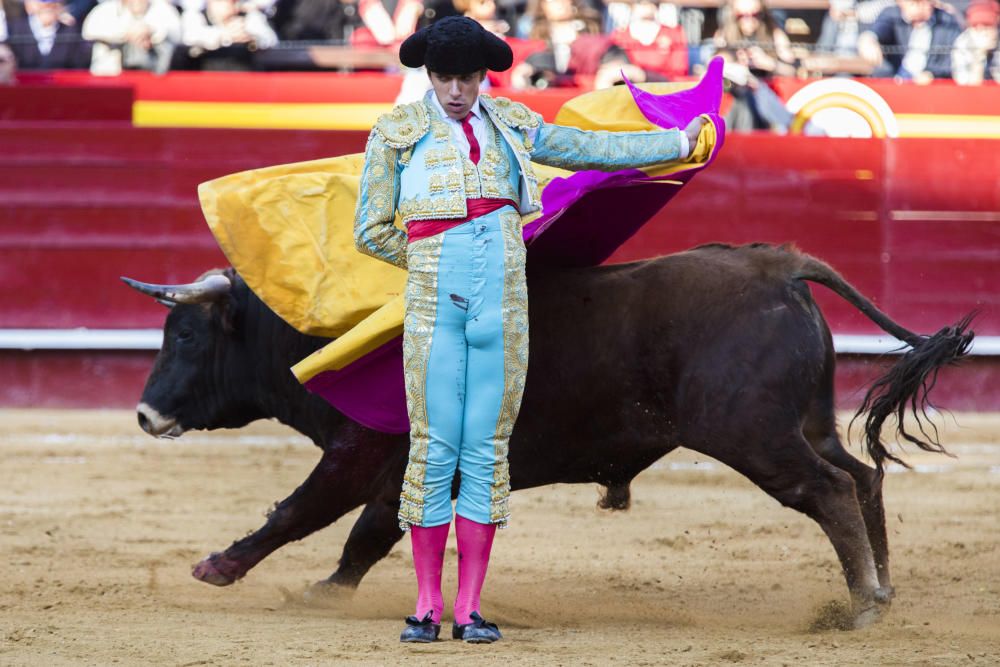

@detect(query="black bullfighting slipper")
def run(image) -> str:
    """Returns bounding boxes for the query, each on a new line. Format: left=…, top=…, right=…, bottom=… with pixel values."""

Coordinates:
left=452, top=611, right=502, bottom=643
left=399, top=610, right=440, bottom=643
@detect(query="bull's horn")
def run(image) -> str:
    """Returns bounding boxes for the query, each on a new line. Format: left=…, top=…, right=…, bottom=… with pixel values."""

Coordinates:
left=120, top=274, right=232, bottom=304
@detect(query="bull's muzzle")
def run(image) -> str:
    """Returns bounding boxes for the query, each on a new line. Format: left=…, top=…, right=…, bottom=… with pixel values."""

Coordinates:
left=137, top=402, right=184, bottom=438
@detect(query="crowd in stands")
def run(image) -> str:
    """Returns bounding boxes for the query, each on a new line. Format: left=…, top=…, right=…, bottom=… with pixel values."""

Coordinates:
left=1, top=0, right=997, bottom=87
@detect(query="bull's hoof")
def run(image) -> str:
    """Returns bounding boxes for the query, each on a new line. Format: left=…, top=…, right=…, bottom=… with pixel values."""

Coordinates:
left=191, top=552, right=245, bottom=586
left=303, top=578, right=356, bottom=606
left=851, top=603, right=883, bottom=630
left=597, top=482, right=631, bottom=511
left=874, top=586, right=895, bottom=603
left=852, top=590, right=893, bottom=630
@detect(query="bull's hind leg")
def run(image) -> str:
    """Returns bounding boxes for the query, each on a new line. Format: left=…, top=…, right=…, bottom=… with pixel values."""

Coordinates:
left=807, top=432, right=892, bottom=595
left=803, top=400, right=893, bottom=594
left=706, top=431, right=888, bottom=628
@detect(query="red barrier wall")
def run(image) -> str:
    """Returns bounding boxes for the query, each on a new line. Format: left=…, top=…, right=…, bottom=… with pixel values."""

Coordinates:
left=1, top=125, right=997, bottom=409
left=3, top=127, right=996, bottom=334
left=0, top=84, right=133, bottom=122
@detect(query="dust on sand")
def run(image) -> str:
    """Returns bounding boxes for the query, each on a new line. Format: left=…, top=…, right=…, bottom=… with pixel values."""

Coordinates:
left=1, top=410, right=998, bottom=666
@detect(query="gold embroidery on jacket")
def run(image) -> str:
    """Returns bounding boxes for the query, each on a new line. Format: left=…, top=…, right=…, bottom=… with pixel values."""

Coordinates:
left=481, top=95, right=542, bottom=131
left=425, top=147, right=457, bottom=169
left=399, top=193, right=467, bottom=223
left=431, top=116, right=452, bottom=142
left=354, top=131, right=406, bottom=269
left=373, top=102, right=430, bottom=149
left=484, top=106, right=541, bottom=212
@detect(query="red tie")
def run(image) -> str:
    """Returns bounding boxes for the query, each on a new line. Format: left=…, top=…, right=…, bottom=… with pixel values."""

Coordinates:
left=461, top=114, right=480, bottom=165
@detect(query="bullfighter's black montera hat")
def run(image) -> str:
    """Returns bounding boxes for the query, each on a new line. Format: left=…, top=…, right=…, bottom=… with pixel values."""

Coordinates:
left=399, top=16, right=514, bottom=74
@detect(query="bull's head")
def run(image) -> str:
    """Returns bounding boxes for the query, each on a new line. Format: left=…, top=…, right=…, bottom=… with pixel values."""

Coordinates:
left=122, top=270, right=266, bottom=438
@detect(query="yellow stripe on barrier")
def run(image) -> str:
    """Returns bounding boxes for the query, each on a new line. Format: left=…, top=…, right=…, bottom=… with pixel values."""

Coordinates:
left=133, top=100, right=1000, bottom=138
left=895, top=114, right=1000, bottom=139
left=133, top=101, right=395, bottom=130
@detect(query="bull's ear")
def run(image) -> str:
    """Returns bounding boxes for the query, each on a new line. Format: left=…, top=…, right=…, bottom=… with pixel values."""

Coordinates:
left=218, top=294, right=238, bottom=336
left=215, top=269, right=241, bottom=336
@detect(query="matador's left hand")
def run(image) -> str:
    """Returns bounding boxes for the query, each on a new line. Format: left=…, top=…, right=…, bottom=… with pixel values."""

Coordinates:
left=683, top=117, right=708, bottom=157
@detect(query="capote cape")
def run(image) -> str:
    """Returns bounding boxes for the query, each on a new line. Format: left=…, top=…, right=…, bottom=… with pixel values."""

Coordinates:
left=197, top=58, right=727, bottom=433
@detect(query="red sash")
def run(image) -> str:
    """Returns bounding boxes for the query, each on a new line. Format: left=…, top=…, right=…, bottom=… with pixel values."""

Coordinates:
left=407, top=198, right=518, bottom=243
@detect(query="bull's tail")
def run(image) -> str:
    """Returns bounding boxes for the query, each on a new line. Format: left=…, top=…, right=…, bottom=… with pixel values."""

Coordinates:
left=792, top=255, right=975, bottom=474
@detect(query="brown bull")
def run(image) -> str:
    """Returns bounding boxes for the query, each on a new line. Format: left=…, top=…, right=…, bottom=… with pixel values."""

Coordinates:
left=124, top=243, right=973, bottom=629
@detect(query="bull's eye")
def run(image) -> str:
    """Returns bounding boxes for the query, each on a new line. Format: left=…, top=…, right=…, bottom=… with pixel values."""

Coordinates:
left=176, top=329, right=194, bottom=342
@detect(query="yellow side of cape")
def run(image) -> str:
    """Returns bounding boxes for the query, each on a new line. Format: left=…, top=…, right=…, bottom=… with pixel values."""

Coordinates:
left=197, top=80, right=716, bottom=385
left=199, top=153, right=407, bottom=339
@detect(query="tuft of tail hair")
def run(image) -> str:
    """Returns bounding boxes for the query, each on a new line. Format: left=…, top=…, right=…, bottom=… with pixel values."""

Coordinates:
left=852, top=313, right=976, bottom=474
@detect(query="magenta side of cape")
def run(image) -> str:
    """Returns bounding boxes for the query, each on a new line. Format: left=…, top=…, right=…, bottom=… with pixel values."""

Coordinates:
left=303, top=58, right=727, bottom=434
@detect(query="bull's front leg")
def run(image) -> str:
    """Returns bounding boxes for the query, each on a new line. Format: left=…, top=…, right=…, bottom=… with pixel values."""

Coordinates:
left=305, top=474, right=406, bottom=600
left=192, top=440, right=400, bottom=586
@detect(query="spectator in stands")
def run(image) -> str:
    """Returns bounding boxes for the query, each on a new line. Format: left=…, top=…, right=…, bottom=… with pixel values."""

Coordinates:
left=66, top=1, right=98, bottom=27
left=82, top=0, right=181, bottom=75
left=816, top=0, right=861, bottom=56
left=713, top=0, right=795, bottom=77
left=455, top=0, right=510, bottom=35
left=179, top=0, right=279, bottom=16
left=273, top=0, right=364, bottom=42
left=179, top=0, right=277, bottom=70
left=855, top=0, right=895, bottom=28
left=858, top=0, right=963, bottom=81
left=0, top=42, right=16, bottom=82
left=351, top=0, right=425, bottom=46
left=711, top=0, right=796, bottom=131
left=5, top=0, right=92, bottom=69
left=952, top=0, right=999, bottom=83
left=609, top=0, right=688, bottom=80
left=509, top=0, right=601, bottom=87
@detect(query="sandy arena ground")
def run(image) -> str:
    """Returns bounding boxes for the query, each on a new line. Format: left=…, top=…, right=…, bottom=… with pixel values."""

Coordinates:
left=1, top=409, right=998, bottom=666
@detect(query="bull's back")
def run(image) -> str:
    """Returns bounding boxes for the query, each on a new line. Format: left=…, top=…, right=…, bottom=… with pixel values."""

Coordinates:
left=525, top=243, right=820, bottom=358
left=513, top=244, right=831, bottom=480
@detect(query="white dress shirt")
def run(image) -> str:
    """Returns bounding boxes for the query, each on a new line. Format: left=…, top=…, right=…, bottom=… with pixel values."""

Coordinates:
left=428, top=92, right=489, bottom=158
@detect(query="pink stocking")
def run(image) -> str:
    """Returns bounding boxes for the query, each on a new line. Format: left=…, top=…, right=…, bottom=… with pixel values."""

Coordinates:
left=410, top=523, right=450, bottom=623
left=453, top=514, right=497, bottom=625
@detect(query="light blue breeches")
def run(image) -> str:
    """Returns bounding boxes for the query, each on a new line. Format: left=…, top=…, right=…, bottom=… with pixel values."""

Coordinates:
left=397, top=206, right=529, bottom=530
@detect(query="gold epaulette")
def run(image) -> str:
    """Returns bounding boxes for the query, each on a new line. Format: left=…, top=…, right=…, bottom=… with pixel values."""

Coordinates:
left=373, top=101, right=431, bottom=149
left=481, top=95, right=542, bottom=131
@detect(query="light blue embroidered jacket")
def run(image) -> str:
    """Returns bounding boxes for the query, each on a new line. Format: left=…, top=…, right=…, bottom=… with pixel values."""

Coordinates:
left=354, top=91, right=685, bottom=269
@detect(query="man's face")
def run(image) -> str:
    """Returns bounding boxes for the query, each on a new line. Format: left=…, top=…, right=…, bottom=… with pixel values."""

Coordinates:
left=207, top=0, right=239, bottom=23
left=542, top=0, right=575, bottom=23
left=899, top=0, right=933, bottom=24
left=429, top=70, right=485, bottom=121
left=631, top=0, right=658, bottom=23
left=125, top=0, right=151, bottom=16
left=26, top=0, right=65, bottom=28
left=732, top=0, right=764, bottom=35
left=468, top=0, right=497, bottom=21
